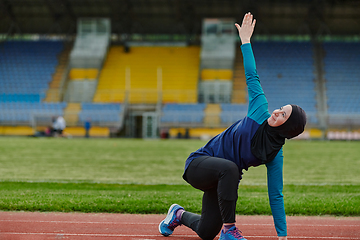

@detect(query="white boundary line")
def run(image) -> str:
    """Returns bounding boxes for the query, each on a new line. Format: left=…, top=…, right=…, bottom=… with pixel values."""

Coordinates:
left=0, top=232, right=359, bottom=239
left=0, top=219, right=359, bottom=227
left=0, top=179, right=359, bottom=186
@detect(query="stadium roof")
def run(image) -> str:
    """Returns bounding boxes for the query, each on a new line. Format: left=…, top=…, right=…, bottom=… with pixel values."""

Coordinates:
left=0, top=0, right=360, bottom=36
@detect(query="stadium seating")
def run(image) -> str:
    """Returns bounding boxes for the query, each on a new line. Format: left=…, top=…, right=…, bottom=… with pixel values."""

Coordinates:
left=161, top=104, right=206, bottom=124
left=0, top=41, right=64, bottom=102
left=251, top=41, right=318, bottom=124
left=220, top=103, right=248, bottom=124
left=0, top=102, right=67, bottom=123
left=0, top=93, right=42, bottom=102
left=78, top=103, right=122, bottom=124
left=2, top=40, right=360, bottom=133
left=94, top=46, right=200, bottom=104
left=0, top=126, right=35, bottom=136
left=323, top=42, right=360, bottom=124
left=63, top=126, right=110, bottom=137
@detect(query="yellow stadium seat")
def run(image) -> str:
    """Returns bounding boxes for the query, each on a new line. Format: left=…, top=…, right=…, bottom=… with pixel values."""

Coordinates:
left=69, top=68, right=99, bottom=80
left=64, top=127, right=109, bottom=137
left=90, top=127, right=110, bottom=137
left=95, top=46, right=200, bottom=103
left=309, top=128, right=323, bottom=138
left=169, top=128, right=226, bottom=138
left=201, top=69, right=233, bottom=80
left=63, top=127, right=85, bottom=137
left=1, top=126, right=34, bottom=136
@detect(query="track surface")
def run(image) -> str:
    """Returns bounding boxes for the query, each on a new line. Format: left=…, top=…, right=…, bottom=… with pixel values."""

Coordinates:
left=0, top=211, right=359, bottom=240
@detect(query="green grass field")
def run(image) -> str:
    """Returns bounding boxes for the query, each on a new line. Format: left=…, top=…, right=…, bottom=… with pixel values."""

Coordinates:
left=0, top=137, right=359, bottom=216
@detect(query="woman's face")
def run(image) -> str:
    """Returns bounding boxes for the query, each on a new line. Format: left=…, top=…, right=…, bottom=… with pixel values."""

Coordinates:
left=267, top=104, right=292, bottom=127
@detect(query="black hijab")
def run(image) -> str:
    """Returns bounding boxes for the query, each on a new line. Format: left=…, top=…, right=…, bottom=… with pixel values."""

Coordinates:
left=251, top=104, right=307, bottom=163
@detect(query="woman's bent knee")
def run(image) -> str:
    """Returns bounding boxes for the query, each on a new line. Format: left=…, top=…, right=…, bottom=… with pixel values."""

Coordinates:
left=198, top=230, right=220, bottom=240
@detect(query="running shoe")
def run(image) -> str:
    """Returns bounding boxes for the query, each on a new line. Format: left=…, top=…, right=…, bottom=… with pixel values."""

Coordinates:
left=158, top=204, right=184, bottom=236
left=219, top=226, right=247, bottom=240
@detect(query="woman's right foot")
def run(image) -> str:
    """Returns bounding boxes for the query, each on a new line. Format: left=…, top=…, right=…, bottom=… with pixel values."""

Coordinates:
left=158, top=204, right=184, bottom=236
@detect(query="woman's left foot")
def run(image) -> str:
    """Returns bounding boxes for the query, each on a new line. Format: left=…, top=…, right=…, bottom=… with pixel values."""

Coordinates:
left=219, top=226, right=247, bottom=240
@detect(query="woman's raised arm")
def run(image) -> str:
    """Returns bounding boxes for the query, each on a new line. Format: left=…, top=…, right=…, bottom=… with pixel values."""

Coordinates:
left=235, top=12, right=256, bottom=45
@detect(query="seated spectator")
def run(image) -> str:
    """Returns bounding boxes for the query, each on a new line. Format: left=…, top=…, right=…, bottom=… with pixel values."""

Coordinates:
left=52, top=116, right=66, bottom=137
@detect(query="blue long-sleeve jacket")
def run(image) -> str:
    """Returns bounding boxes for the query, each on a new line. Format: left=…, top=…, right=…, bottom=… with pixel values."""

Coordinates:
left=184, top=43, right=287, bottom=237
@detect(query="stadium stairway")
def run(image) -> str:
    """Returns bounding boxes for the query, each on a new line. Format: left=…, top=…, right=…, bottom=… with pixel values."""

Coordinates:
left=201, top=69, right=233, bottom=81
left=232, top=47, right=247, bottom=103
left=63, top=103, right=81, bottom=127
left=44, top=43, right=72, bottom=102
left=64, top=67, right=99, bottom=103
left=69, top=68, right=99, bottom=80
left=204, top=104, right=221, bottom=127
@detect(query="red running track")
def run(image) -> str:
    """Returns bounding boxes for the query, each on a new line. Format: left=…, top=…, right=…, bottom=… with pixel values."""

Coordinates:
left=0, top=211, right=359, bottom=240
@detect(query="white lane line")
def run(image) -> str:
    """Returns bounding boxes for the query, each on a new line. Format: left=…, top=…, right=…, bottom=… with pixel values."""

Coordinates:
left=0, top=220, right=155, bottom=225
left=1, top=179, right=357, bottom=186
left=0, top=233, right=199, bottom=238
left=0, top=232, right=359, bottom=239
left=0, top=219, right=359, bottom=227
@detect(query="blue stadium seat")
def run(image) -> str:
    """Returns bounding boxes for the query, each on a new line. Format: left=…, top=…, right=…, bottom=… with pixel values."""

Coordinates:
left=0, top=102, right=67, bottom=123
left=78, top=103, right=122, bottom=124
left=324, top=42, right=360, bottom=117
left=220, top=104, right=248, bottom=124
left=0, top=40, right=64, bottom=103
left=252, top=41, right=318, bottom=124
left=161, top=104, right=206, bottom=124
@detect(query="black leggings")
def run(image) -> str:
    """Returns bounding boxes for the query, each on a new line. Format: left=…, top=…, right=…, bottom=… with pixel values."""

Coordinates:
left=182, top=156, right=240, bottom=240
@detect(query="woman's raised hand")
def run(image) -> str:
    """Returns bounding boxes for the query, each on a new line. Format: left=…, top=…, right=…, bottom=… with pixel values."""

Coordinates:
left=235, top=12, right=256, bottom=44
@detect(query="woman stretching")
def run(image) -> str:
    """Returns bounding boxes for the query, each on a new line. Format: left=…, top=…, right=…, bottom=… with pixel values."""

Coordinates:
left=159, top=12, right=306, bottom=240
